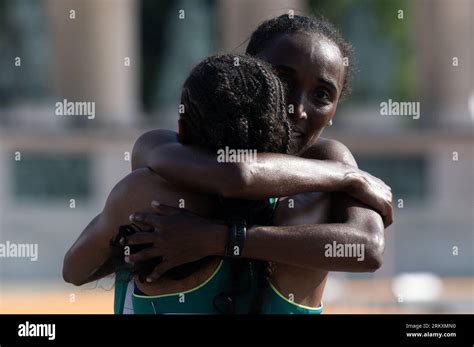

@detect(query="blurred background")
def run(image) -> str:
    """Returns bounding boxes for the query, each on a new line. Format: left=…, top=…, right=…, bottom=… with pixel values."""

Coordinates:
left=0, top=0, right=472, bottom=313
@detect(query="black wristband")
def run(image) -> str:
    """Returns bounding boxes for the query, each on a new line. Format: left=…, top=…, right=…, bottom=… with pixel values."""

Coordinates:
left=224, top=219, right=247, bottom=258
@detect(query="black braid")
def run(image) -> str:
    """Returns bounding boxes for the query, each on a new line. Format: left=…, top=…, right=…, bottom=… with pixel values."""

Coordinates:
left=182, top=55, right=294, bottom=313
left=111, top=54, right=295, bottom=312
left=246, top=14, right=354, bottom=99
left=180, top=54, right=294, bottom=154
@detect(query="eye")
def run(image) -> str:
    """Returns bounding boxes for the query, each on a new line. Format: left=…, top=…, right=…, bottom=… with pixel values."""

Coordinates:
left=314, top=89, right=331, bottom=103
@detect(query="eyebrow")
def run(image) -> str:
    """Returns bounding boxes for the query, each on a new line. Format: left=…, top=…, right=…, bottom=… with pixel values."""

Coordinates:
left=274, top=64, right=339, bottom=95
left=318, top=77, right=338, bottom=95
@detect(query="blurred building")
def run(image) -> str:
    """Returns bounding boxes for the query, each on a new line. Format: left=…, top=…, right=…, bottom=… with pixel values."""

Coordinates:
left=0, top=0, right=472, bottom=313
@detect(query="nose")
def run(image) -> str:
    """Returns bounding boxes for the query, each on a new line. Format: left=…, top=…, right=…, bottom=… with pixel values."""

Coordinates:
left=289, top=95, right=308, bottom=121
left=295, top=104, right=308, bottom=120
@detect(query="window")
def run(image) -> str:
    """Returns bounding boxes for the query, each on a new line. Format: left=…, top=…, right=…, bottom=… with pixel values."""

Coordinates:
left=141, top=0, right=216, bottom=119
left=11, top=153, right=92, bottom=201
left=356, top=155, right=427, bottom=200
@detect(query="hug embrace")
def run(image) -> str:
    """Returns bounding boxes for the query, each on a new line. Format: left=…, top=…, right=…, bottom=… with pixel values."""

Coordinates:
left=63, top=14, right=393, bottom=314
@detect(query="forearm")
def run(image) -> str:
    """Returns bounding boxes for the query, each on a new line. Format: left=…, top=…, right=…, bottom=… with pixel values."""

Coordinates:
left=146, top=142, right=246, bottom=196
left=147, top=142, right=352, bottom=199
left=209, top=220, right=384, bottom=272
left=243, top=223, right=383, bottom=272
left=230, top=155, right=351, bottom=199
left=81, top=257, right=119, bottom=283
left=235, top=194, right=386, bottom=272
left=63, top=214, right=116, bottom=286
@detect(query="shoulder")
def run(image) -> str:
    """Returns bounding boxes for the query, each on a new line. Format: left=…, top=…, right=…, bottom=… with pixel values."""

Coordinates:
left=108, top=168, right=163, bottom=203
left=132, top=129, right=178, bottom=170
left=303, top=137, right=358, bottom=167
left=104, top=168, right=162, bottom=221
left=133, top=129, right=178, bottom=154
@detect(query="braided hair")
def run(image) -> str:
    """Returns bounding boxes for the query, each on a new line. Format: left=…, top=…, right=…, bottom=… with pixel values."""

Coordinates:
left=180, top=54, right=294, bottom=313
left=111, top=54, right=295, bottom=313
left=246, top=14, right=354, bottom=98
left=180, top=54, right=294, bottom=154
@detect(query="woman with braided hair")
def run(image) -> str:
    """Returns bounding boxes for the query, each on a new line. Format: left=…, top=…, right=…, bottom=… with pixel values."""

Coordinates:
left=64, top=53, right=299, bottom=313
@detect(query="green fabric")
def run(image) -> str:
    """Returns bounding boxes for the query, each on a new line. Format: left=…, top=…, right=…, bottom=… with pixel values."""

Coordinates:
left=131, top=259, right=256, bottom=314
left=268, top=197, right=278, bottom=208
left=114, top=267, right=132, bottom=314
left=114, top=197, right=323, bottom=314
left=261, top=282, right=323, bottom=314
left=130, top=259, right=323, bottom=314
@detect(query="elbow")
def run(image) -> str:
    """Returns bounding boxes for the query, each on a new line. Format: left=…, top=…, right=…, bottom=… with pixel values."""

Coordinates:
left=363, top=233, right=385, bottom=272
left=131, top=130, right=155, bottom=171
left=130, top=135, right=144, bottom=171
left=63, top=270, right=85, bottom=287
left=62, top=252, right=85, bottom=286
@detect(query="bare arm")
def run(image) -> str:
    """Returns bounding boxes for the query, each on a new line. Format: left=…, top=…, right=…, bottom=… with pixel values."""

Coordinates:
left=127, top=141, right=389, bottom=276
left=237, top=142, right=386, bottom=272
left=128, top=196, right=385, bottom=276
left=132, top=130, right=392, bottom=225
left=242, top=197, right=385, bottom=272
left=63, top=215, right=115, bottom=286
left=63, top=179, right=131, bottom=286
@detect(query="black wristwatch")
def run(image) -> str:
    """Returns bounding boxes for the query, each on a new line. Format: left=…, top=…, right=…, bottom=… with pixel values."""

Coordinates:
left=224, top=219, right=247, bottom=258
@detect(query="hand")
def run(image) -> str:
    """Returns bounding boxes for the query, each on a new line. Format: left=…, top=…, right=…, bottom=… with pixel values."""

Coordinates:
left=126, top=201, right=226, bottom=282
left=343, top=168, right=393, bottom=228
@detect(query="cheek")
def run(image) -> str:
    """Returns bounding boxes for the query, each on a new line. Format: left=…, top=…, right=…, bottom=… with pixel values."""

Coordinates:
left=301, top=116, right=325, bottom=141
left=306, top=105, right=334, bottom=131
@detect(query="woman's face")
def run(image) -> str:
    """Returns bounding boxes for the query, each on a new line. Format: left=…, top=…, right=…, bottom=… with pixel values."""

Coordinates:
left=255, top=32, right=345, bottom=154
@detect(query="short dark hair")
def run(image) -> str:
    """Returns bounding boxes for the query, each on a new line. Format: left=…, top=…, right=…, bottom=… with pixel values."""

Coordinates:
left=180, top=54, right=294, bottom=154
left=246, top=14, right=354, bottom=98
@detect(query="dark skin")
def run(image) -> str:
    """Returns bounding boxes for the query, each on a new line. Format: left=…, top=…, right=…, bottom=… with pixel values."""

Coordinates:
left=125, top=32, right=391, bottom=305
left=264, top=32, right=344, bottom=155
left=63, top=167, right=225, bottom=294
left=63, top=31, right=392, bottom=307
left=133, top=35, right=392, bottom=223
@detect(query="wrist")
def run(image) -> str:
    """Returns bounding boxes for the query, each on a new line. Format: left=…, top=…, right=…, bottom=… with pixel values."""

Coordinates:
left=209, top=222, right=229, bottom=256
left=341, top=165, right=363, bottom=192
left=224, top=219, right=247, bottom=258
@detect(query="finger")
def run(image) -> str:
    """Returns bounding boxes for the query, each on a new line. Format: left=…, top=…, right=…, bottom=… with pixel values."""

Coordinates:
left=368, top=174, right=390, bottom=191
left=129, top=212, right=161, bottom=227
left=376, top=178, right=388, bottom=188
left=128, top=247, right=161, bottom=263
left=372, top=178, right=389, bottom=192
left=386, top=203, right=394, bottom=227
left=360, top=170, right=384, bottom=186
left=126, top=232, right=158, bottom=245
left=383, top=212, right=393, bottom=228
left=368, top=195, right=389, bottom=223
left=151, top=201, right=183, bottom=216
left=381, top=201, right=393, bottom=228
left=146, top=261, right=172, bottom=283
